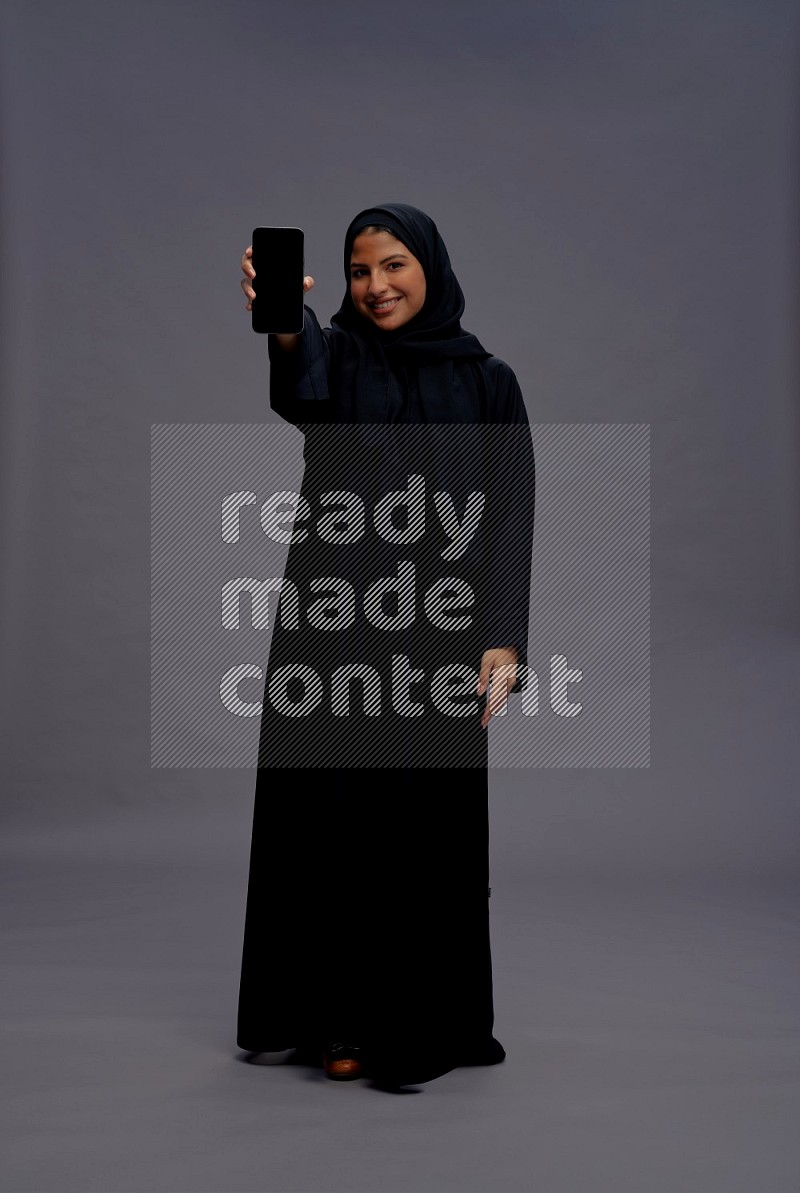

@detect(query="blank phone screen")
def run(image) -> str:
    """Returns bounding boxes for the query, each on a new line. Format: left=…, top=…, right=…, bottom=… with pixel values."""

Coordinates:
left=251, top=226, right=304, bottom=335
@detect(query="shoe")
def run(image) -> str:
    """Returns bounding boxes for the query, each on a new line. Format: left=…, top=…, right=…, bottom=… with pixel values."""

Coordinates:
left=322, top=1041, right=363, bottom=1081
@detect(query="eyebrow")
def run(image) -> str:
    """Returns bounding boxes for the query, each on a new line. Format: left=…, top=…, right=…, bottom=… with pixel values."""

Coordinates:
left=349, top=253, right=409, bottom=269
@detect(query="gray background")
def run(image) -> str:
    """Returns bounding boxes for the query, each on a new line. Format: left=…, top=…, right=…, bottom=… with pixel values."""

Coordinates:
left=1, top=1, right=798, bottom=1191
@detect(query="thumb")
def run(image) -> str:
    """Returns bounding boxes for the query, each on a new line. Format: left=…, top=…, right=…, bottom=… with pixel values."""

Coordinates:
left=476, top=657, right=492, bottom=696
left=303, top=275, right=315, bottom=291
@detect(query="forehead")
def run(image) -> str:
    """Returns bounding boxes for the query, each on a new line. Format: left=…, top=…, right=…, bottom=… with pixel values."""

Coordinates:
left=349, top=229, right=409, bottom=261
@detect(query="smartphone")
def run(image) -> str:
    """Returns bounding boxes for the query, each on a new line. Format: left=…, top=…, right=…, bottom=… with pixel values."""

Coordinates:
left=250, top=226, right=305, bottom=334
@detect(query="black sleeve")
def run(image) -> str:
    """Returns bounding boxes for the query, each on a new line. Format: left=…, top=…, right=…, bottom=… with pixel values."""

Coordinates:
left=482, top=361, right=536, bottom=695
left=267, top=304, right=336, bottom=426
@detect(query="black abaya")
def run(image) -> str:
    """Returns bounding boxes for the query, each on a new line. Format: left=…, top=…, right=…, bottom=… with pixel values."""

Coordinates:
left=236, top=205, right=534, bottom=1086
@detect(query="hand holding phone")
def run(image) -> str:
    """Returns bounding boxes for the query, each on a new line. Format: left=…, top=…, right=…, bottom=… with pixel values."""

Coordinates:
left=246, top=226, right=306, bottom=334
left=241, top=248, right=314, bottom=317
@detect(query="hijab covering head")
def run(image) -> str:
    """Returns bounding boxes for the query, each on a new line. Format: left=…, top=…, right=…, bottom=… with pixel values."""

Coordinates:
left=330, top=202, right=490, bottom=363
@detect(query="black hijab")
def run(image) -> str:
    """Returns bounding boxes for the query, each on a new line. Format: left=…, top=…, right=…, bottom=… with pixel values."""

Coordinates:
left=326, top=202, right=493, bottom=422
left=330, top=202, right=491, bottom=364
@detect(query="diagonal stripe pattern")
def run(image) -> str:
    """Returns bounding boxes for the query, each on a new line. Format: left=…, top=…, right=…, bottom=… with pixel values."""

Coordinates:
left=151, top=422, right=648, bottom=768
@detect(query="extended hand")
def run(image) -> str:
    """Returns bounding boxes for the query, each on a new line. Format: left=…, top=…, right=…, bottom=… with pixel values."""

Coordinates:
left=240, top=244, right=315, bottom=312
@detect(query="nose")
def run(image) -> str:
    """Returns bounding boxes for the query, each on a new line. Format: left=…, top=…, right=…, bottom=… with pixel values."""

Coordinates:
left=366, top=271, right=391, bottom=299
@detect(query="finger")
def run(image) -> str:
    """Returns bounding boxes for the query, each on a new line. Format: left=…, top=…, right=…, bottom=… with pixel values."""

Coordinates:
left=491, top=662, right=517, bottom=708
left=481, top=676, right=511, bottom=729
left=489, top=674, right=512, bottom=715
left=240, top=277, right=256, bottom=302
left=481, top=689, right=496, bottom=728
left=303, top=275, right=315, bottom=291
left=481, top=664, right=515, bottom=728
left=476, top=658, right=492, bottom=696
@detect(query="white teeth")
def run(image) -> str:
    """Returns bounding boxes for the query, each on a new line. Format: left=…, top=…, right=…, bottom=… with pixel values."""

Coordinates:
left=372, top=299, right=398, bottom=310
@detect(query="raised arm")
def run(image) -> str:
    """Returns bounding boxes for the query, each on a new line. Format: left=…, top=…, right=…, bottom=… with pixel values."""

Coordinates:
left=241, top=243, right=313, bottom=352
left=240, top=244, right=335, bottom=426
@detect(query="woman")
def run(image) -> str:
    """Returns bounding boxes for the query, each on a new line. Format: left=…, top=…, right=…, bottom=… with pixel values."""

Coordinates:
left=236, top=203, right=535, bottom=1088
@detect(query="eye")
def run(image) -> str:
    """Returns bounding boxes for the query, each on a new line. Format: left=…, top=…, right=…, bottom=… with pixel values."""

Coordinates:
left=350, top=262, right=404, bottom=279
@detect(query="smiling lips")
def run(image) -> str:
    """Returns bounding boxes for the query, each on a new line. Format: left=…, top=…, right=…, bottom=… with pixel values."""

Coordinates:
left=369, top=297, right=401, bottom=314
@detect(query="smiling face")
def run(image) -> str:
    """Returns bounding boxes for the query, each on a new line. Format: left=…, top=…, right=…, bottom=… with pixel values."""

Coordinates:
left=349, top=230, right=427, bottom=330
